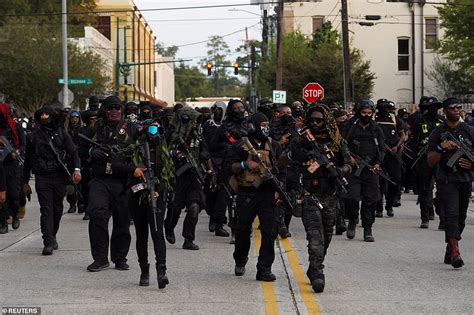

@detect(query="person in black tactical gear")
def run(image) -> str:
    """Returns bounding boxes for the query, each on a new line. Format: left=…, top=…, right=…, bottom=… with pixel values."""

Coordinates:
left=88, top=96, right=101, bottom=111
left=199, top=107, right=211, bottom=125
left=209, top=99, right=252, bottom=243
left=407, top=97, right=445, bottom=228
left=270, top=105, right=299, bottom=238
left=165, top=105, right=215, bottom=250
left=224, top=111, right=283, bottom=282
left=375, top=100, right=405, bottom=217
left=427, top=97, right=474, bottom=268
left=342, top=100, right=385, bottom=242
left=281, top=104, right=352, bottom=292
left=202, top=102, right=230, bottom=237
left=129, top=120, right=173, bottom=288
left=125, top=102, right=139, bottom=123
left=79, top=109, right=98, bottom=221
left=66, top=110, right=84, bottom=214
left=81, top=96, right=143, bottom=271
left=0, top=102, right=22, bottom=234
left=139, top=103, right=153, bottom=121
left=23, top=106, right=81, bottom=254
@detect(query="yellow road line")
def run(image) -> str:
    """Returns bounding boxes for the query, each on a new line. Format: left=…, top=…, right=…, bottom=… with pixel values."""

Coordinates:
left=280, top=238, right=321, bottom=315
left=253, top=219, right=280, bottom=315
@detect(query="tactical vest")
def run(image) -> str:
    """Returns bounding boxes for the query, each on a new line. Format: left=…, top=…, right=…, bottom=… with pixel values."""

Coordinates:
left=31, top=129, right=66, bottom=174
left=237, top=138, right=273, bottom=187
left=418, top=116, right=442, bottom=145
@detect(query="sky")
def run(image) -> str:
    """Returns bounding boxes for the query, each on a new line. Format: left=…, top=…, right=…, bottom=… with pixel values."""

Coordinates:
left=133, top=0, right=264, bottom=67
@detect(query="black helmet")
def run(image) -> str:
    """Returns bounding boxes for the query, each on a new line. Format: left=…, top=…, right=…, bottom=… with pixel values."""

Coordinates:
left=420, top=96, right=442, bottom=110
left=355, top=99, right=375, bottom=112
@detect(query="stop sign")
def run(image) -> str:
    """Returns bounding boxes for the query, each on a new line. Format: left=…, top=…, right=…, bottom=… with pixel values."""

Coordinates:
left=303, top=82, right=325, bottom=104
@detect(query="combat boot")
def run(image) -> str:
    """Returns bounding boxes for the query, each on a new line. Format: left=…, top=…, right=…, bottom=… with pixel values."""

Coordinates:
left=165, top=228, right=176, bottom=244
left=139, top=263, right=150, bottom=286
left=67, top=205, right=77, bottom=214
left=77, top=204, right=85, bottom=214
left=386, top=206, right=394, bottom=217
left=346, top=220, right=356, bottom=239
left=215, top=224, right=230, bottom=237
left=364, top=227, right=375, bottom=242
left=310, top=271, right=325, bottom=293
left=256, top=271, right=276, bottom=282
left=156, top=264, right=169, bottom=289
left=208, top=219, right=216, bottom=232
left=42, top=245, right=54, bottom=256
left=12, top=215, right=20, bottom=230
left=448, top=238, right=464, bottom=268
left=375, top=211, right=383, bottom=218
left=183, top=239, right=199, bottom=250
left=0, top=222, right=8, bottom=234
left=420, top=221, right=429, bottom=229
left=335, top=216, right=347, bottom=235
left=278, top=225, right=290, bottom=239
left=444, top=243, right=451, bottom=265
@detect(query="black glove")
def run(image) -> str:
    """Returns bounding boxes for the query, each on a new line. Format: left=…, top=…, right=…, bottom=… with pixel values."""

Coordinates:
left=291, top=148, right=311, bottom=163
left=90, top=146, right=110, bottom=160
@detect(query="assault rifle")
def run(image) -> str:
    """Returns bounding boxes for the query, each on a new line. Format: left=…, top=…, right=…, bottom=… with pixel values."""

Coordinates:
left=440, top=132, right=474, bottom=170
left=173, top=136, right=206, bottom=186
left=0, top=136, right=24, bottom=166
left=78, top=133, right=139, bottom=158
left=350, top=152, right=397, bottom=186
left=222, top=180, right=238, bottom=229
left=385, top=144, right=403, bottom=165
left=241, top=137, right=294, bottom=211
left=47, top=139, right=83, bottom=200
left=410, top=145, right=429, bottom=170
left=299, top=129, right=348, bottom=194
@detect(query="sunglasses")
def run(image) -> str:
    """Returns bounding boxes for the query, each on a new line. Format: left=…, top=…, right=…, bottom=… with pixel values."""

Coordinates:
left=446, top=105, right=462, bottom=111
left=107, top=105, right=122, bottom=111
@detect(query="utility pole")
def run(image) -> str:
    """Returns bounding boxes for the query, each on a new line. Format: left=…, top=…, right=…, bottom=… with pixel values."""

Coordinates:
left=61, top=0, right=69, bottom=107
left=262, top=9, right=268, bottom=58
left=275, top=0, right=284, bottom=90
left=341, top=0, right=353, bottom=105
left=245, top=27, right=255, bottom=111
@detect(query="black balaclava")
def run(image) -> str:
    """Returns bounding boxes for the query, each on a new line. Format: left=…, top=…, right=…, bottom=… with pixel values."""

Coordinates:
left=102, top=96, right=123, bottom=123
left=140, top=105, right=152, bottom=120
left=280, top=114, right=294, bottom=127
left=200, top=107, right=211, bottom=124
left=250, top=112, right=269, bottom=142
left=227, top=99, right=245, bottom=123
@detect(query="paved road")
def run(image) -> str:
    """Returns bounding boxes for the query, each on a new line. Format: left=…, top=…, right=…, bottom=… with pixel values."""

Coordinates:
left=1, top=188, right=473, bottom=314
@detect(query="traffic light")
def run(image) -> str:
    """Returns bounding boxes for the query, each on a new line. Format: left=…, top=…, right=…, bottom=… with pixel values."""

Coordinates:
left=206, top=63, right=213, bottom=76
left=233, top=63, right=239, bottom=75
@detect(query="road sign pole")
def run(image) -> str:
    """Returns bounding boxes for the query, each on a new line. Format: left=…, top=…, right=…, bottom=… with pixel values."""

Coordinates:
left=61, top=0, right=68, bottom=107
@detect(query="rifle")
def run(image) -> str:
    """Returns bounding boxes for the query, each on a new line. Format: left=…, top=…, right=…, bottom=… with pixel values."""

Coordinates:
left=0, top=136, right=24, bottom=166
left=241, top=137, right=294, bottom=211
left=350, top=152, right=397, bottom=186
left=78, top=133, right=139, bottom=158
left=47, top=139, right=83, bottom=200
left=385, top=144, right=403, bottom=165
left=410, top=145, right=429, bottom=170
left=441, top=132, right=474, bottom=170
left=222, top=180, right=238, bottom=229
left=299, top=129, right=348, bottom=194
left=174, top=136, right=206, bottom=186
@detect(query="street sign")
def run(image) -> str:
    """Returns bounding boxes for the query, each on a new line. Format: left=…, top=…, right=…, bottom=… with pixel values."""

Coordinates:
left=273, top=90, right=286, bottom=104
left=58, top=78, right=93, bottom=85
left=58, top=88, right=74, bottom=106
left=303, top=82, right=325, bottom=104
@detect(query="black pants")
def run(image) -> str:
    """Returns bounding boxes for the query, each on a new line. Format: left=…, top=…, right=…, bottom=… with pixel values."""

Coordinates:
left=87, top=177, right=131, bottom=264
left=416, top=159, right=435, bottom=221
left=377, top=154, right=402, bottom=211
left=205, top=182, right=228, bottom=225
left=18, top=165, right=26, bottom=208
left=35, top=173, right=67, bottom=246
left=437, top=181, right=471, bottom=242
left=0, top=163, right=20, bottom=224
left=233, top=189, right=277, bottom=273
left=80, top=168, right=91, bottom=210
left=344, top=168, right=381, bottom=228
left=129, top=192, right=166, bottom=266
left=165, top=171, right=204, bottom=241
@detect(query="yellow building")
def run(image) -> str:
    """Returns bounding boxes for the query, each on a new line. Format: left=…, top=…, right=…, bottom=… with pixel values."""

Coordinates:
left=95, top=0, right=164, bottom=105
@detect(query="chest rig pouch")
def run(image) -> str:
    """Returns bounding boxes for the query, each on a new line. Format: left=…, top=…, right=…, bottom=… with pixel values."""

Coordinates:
left=238, top=137, right=273, bottom=188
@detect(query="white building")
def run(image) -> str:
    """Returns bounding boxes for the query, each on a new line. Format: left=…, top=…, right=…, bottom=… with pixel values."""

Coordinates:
left=154, top=54, right=175, bottom=106
left=72, top=26, right=114, bottom=82
left=269, top=0, right=446, bottom=105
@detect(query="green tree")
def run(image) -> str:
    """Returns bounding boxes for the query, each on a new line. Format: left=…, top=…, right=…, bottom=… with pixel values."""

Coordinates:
left=256, top=23, right=375, bottom=105
left=174, top=63, right=212, bottom=101
left=427, top=56, right=473, bottom=101
left=438, top=1, right=474, bottom=81
left=0, top=24, right=110, bottom=114
left=155, top=41, right=179, bottom=58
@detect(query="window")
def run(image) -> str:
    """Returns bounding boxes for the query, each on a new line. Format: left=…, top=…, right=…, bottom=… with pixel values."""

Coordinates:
left=312, top=16, right=324, bottom=34
left=425, top=18, right=438, bottom=50
left=397, top=38, right=410, bottom=71
left=97, top=16, right=111, bottom=40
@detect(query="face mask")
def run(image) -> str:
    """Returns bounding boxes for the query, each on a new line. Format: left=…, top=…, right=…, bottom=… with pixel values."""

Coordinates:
left=231, top=110, right=245, bottom=123
left=427, top=108, right=438, bottom=117
left=254, top=125, right=269, bottom=141
left=360, top=115, right=372, bottom=125
left=40, top=117, right=52, bottom=127
left=106, top=109, right=122, bottom=122
left=213, top=109, right=223, bottom=123
left=280, top=115, right=293, bottom=126
left=140, top=111, right=151, bottom=120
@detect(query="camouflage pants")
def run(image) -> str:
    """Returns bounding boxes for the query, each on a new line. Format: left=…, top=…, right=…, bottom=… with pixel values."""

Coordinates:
left=302, top=194, right=338, bottom=277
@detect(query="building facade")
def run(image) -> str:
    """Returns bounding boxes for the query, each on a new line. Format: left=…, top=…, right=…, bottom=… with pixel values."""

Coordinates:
left=265, top=0, right=446, bottom=105
left=96, top=0, right=167, bottom=105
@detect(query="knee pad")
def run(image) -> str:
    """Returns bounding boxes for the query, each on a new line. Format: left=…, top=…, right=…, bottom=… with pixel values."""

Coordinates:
left=187, top=203, right=200, bottom=219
